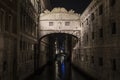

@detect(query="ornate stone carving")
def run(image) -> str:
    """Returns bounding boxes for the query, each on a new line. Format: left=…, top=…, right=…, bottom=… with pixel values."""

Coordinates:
left=40, top=7, right=80, bottom=16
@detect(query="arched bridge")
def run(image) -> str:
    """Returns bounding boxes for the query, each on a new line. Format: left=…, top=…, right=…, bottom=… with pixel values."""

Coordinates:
left=39, top=8, right=81, bottom=39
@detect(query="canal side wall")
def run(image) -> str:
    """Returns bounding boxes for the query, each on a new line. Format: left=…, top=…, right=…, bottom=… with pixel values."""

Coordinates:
left=0, top=0, right=51, bottom=80
left=72, top=0, right=120, bottom=80
left=0, top=0, right=18, bottom=80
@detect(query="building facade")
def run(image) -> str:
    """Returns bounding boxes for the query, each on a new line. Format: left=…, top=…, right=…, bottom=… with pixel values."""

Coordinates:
left=0, top=0, right=18, bottom=80
left=72, top=0, right=120, bottom=80
left=0, top=0, right=51, bottom=80
left=18, top=0, right=39, bottom=80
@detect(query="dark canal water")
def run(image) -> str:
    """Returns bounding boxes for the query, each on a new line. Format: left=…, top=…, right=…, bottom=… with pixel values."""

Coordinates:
left=26, top=61, right=94, bottom=80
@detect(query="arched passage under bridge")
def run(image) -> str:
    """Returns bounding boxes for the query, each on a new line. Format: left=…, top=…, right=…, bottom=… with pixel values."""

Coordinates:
left=38, top=33, right=79, bottom=63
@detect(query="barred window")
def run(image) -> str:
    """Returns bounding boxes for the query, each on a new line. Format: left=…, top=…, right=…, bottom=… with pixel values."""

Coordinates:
left=111, top=59, right=116, bottom=71
left=8, top=15, right=13, bottom=32
left=86, top=19, right=88, bottom=25
left=99, top=28, right=103, bottom=38
left=49, top=22, right=53, bottom=26
left=0, top=10, right=5, bottom=32
left=91, top=56, right=94, bottom=64
left=0, top=11, right=2, bottom=31
left=5, top=15, right=12, bottom=32
left=92, top=32, right=94, bottom=40
left=65, top=22, right=70, bottom=26
left=99, top=57, right=103, bottom=66
left=111, top=22, right=116, bottom=34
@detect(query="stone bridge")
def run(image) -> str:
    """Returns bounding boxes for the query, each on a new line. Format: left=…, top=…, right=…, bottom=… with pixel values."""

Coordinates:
left=39, top=8, right=81, bottom=39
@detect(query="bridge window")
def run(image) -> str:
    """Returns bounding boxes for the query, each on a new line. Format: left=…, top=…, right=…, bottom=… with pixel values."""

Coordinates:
left=65, top=22, right=70, bottom=26
left=49, top=22, right=53, bottom=26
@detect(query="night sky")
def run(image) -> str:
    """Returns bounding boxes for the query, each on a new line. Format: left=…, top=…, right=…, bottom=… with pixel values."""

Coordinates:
left=50, top=0, right=92, bottom=14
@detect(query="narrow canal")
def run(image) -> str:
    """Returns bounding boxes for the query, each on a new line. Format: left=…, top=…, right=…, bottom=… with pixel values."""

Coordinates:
left=26, top=61, right=94, bottom=80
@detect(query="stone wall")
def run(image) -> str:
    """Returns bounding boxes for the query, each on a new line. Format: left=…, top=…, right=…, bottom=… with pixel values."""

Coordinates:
left=72, top=0, right=120, bottom=80
left=0, top=0, right=18, bottom=80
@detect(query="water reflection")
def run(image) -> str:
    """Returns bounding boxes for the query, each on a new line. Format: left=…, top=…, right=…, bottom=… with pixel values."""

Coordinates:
left=54, top=61, right=71, bottom=80
left=61, top=62, right=65, bottom=77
